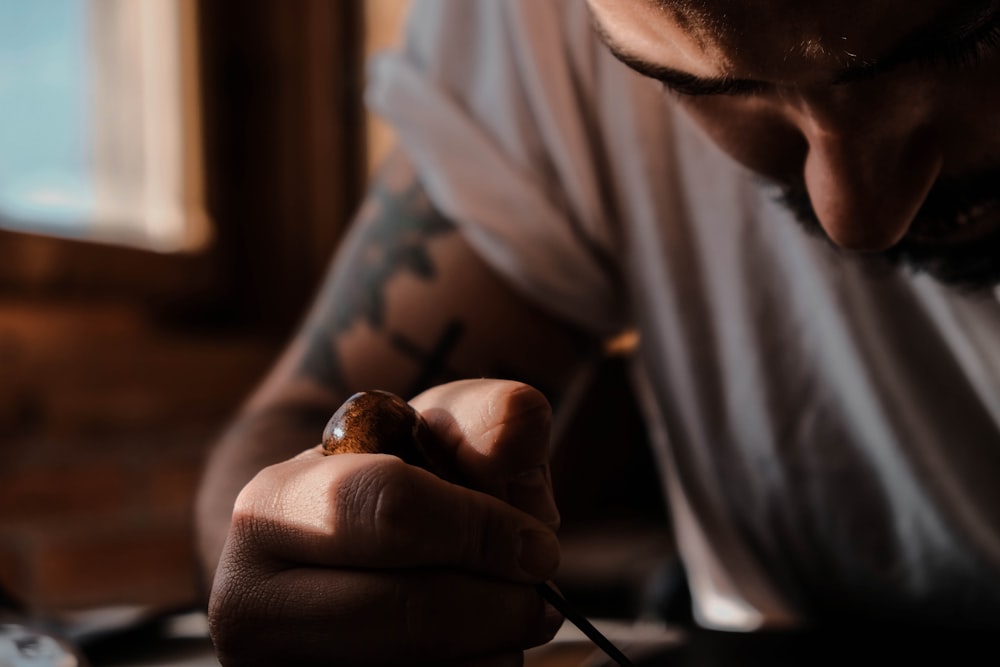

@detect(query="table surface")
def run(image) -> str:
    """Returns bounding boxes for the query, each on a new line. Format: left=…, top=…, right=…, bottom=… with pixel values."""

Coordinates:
left=63, top=609, right=999, bottom=667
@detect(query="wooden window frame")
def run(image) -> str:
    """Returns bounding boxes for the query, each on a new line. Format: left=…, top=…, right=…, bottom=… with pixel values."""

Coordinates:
left=0, top=0, right=365, bottom=335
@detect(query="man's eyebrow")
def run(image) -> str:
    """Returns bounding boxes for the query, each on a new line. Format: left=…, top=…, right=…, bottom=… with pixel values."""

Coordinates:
left=605, top=48, right=766, bottom=96
left=592, top=0, right=1000, bottom=95
left=835, top=0, right=1000, bottom=82
left=589, top=16, right=765, bottom=96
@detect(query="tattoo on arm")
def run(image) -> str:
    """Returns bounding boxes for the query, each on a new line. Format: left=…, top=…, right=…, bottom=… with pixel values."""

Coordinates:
left=297, top=166, right=462, bottom=394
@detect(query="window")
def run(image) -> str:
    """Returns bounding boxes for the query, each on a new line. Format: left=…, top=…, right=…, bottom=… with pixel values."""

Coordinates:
left=0, top=0, right=209, bottom=253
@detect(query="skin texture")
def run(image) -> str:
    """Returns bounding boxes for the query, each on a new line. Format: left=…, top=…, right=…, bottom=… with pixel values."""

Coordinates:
left=196, top=149, right=597, bottom=666
left=588, top=0, right=1000, bottom=283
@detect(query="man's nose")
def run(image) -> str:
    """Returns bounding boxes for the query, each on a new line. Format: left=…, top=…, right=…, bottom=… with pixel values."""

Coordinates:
left=796, top=100, right=942, bottom=251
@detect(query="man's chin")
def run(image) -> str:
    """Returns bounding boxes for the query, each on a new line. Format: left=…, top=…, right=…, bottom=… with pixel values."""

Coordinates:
left=880, top=235, right=1000, bottom=293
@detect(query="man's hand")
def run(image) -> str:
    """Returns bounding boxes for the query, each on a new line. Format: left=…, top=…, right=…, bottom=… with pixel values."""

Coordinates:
left=207, top=380, right=564, bottom=666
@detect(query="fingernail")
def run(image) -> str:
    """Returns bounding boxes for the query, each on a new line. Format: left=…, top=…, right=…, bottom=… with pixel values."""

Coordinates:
left=508, top=467, right=560, bottom=528
left=518, top=529, right=560, bottom=579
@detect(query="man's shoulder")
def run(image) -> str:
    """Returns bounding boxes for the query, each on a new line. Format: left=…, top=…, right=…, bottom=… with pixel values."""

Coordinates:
left=402, top=0, right=596, bottom=69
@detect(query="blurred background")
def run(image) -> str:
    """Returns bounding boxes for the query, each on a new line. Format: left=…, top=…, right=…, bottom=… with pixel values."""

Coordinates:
left=0, top=0, right=671, bottom=635
left=0, top=0, right=407, bottom=618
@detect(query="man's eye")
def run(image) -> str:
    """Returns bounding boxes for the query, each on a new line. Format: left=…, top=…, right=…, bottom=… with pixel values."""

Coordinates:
left=657, top=79, right=771, bottom=99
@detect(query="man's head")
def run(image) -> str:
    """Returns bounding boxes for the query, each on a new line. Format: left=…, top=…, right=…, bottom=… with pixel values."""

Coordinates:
left=588, top=0, right=1000, bottom=289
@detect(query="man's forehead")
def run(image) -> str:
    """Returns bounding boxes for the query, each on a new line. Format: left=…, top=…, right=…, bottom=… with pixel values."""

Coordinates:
left=645, top=0, right=729, bottom=53
left=597, top=0, right=960, bottom=80
left=650, top=0, right=916, bottom=29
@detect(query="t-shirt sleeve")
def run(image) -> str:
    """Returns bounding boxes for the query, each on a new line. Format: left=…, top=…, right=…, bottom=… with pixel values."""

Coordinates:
left=365, top=0, right=627, bottom=337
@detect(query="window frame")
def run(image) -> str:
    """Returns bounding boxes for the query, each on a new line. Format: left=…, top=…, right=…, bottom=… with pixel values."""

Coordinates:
left=1, top=0, right=364, bottom=334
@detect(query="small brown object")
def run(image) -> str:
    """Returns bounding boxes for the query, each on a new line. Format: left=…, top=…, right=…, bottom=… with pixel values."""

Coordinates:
left=321, top=390, right=457, bottom=481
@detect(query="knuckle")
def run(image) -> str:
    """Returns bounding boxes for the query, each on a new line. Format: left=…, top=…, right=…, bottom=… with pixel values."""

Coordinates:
left=229, top=486, right=282, bottom=549
left=231, top=459, right=292, bottom=520
left=333, top=456, right=421, bottom=556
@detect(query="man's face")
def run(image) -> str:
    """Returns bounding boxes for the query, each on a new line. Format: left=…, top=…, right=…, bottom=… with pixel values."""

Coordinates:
left=588, top=0, right=1000, bottom=289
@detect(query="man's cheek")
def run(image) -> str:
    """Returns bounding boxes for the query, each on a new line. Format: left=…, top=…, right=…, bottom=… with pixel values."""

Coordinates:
left=682, top=98, right=807, bottom=182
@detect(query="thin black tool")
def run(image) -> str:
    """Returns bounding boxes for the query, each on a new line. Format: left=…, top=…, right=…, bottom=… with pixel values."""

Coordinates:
left=322, top=390, right=634, bottom=666
left=535, top=578, right=634, bottom=666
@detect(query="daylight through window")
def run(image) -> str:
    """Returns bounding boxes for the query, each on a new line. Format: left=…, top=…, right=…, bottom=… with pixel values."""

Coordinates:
left=0, top=0, right=210, bottom=252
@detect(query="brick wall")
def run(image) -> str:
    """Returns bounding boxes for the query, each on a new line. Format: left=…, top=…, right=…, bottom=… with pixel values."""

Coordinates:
left=0, top=300, right=278, bottom=614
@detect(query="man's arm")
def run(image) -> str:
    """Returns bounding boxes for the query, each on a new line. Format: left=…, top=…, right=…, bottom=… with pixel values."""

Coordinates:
left=197, top=146, right=596, bottom=663
left=195, top=147, right=597, bottom=580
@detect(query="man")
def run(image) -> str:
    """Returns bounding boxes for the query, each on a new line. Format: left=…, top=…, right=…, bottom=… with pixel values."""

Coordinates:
left=195, top=0, right=1000, bottom=664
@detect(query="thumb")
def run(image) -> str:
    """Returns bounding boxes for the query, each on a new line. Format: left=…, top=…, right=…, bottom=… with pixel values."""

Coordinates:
left=411, top=379, right=561, bottom=530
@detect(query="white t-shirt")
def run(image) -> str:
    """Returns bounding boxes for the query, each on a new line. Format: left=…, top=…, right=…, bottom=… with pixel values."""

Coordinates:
left=367, top=0, right=1000, bottom=631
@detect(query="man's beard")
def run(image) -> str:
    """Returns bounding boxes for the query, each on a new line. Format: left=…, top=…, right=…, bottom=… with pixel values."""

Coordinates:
left=773, top=170, right=1000, bottom=292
